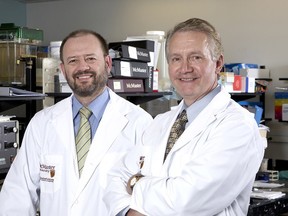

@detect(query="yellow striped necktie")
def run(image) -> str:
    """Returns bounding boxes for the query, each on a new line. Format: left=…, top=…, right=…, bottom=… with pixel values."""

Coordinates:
left=164, top=109, right=188, bottom=161
left=76, top=107, right=92, bottom=177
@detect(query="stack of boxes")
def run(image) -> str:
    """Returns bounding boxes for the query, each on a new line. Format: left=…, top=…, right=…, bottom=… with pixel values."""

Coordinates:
left=108, top=40, right=155, bottom=93
left=221, top=63, right=271, bottom=125
left=221, top=63, right=270, bottom=93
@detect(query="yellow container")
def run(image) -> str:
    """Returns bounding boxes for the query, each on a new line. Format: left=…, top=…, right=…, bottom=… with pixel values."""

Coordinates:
left=0, top=42, right=37, bottom=86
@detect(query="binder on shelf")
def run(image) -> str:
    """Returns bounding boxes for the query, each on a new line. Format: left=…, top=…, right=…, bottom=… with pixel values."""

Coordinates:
left=111, top=59, right=149, bottom=78
left=0, top=87, right=46, bottom=97
left=109, top=40, right=156, bottom=67
left=109, top=44, right=151, bottom=63
left=107, top=78, right=144, bottom=93
left=109, top=40, right=156, bottom=92
left=109, top=40, right=155, bottom=54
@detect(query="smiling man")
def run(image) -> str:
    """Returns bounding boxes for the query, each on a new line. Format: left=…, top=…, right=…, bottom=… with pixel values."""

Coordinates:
left=103, top=18, right=266, bottom=216
left=0, top=30, right=153, bottom=216
left=60, top=32, right=110, bottom=105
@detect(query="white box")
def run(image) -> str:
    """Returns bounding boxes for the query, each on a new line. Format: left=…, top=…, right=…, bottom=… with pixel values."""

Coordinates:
left=245, top=77, right=255, bottom=93
left=239, top=68, right=270, bottom=79
left=220, top=72, right=234, bottom=83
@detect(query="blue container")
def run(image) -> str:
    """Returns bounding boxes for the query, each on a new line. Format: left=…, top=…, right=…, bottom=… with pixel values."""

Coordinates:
left=224, top=63, right=258, bottom=75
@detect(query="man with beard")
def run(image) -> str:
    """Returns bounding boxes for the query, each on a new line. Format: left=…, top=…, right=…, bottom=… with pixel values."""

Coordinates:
left=0, top=30, right=153, bottom=216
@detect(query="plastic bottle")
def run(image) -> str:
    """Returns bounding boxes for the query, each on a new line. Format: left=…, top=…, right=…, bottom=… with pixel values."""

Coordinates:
left=146, top=31, right=171, bottom=92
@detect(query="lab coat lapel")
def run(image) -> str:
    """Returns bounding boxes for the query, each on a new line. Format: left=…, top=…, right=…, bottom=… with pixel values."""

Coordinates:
left=161, top=109, right=214, bottom=165
left=76, top=97, right=129, bottom=195
left=166, top=89, right=230, bottom=160
left=147, top=112, right=178, bottom=175
left=174, top=111, right=216, bottom=150
left=52, top=98, right=75, bottom=149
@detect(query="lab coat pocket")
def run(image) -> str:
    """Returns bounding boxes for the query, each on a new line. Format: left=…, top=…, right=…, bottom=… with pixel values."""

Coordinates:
left=40, top=154, right=63, bottom=193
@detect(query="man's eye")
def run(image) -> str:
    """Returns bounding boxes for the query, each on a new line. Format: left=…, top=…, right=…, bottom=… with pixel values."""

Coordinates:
left=68, top=59, right=77, bottom=64
left=189, top=56, right=202, bottom=62
left=86, top=57, right=97, bottom=63
left=171, top=57, right=180, bottom=62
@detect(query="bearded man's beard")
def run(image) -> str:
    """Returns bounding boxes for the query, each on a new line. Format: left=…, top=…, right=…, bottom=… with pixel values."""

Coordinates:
left=67, top=69, right=109, bottom=97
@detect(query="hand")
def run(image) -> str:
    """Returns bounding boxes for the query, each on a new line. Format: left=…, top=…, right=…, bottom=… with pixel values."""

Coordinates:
left=126, top=209, right=145, bottom=216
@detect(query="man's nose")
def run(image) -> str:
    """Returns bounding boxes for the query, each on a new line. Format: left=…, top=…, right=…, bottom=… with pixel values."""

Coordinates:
left=77, top=59, right=90, bottom=71
left=180, top=59, right=193, bottom=72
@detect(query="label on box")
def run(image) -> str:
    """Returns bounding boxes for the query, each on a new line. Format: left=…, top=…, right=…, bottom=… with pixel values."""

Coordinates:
left=107, top=78, right=144, bottom=93
left=111, top=60, right=149, bottom=78
left=233, top=75, right=242, bottom=91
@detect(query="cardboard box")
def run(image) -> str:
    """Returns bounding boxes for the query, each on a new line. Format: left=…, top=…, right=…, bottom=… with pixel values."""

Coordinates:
left=239, top=68, right=270, bottom=79
left=220, top=72, right=234, bottom=83
left=221, top=72, right=237, bottom=93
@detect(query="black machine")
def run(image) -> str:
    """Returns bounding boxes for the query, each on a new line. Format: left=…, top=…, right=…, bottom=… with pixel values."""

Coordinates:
left=0, top=118, right=19, bottom=174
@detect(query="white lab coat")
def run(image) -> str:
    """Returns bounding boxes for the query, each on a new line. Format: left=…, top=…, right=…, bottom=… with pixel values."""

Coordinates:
left=104, top=87, right=266, bottom=216
left=0, top=88, right=153, bottom=216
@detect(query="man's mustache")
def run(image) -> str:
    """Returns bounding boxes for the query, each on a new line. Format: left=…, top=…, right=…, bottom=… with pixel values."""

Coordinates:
left=73, top=71, right=96, bottom=79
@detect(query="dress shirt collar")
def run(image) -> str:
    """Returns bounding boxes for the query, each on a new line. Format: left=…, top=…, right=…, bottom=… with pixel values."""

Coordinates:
left=185, top=85, right=221, bottom=126
left=72, top=87, right=110, bottom=120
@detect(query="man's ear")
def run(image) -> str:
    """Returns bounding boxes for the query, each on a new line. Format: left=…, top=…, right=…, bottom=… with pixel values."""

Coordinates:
left=60, top=63, right=67, bottom=79
left=215, top=54, right=224, bottom=74
left=105, top=55, right=112, bottom=72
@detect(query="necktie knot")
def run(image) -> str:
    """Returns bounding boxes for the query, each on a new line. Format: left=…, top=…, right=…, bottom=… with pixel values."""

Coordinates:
left=177, top=109, right=188, bottom=125
left=79, top=107, right=92, bottom=119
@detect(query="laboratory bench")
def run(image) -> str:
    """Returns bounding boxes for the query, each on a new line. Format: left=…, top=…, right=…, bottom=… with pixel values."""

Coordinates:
left=248, top=180, right=288, bottom=216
